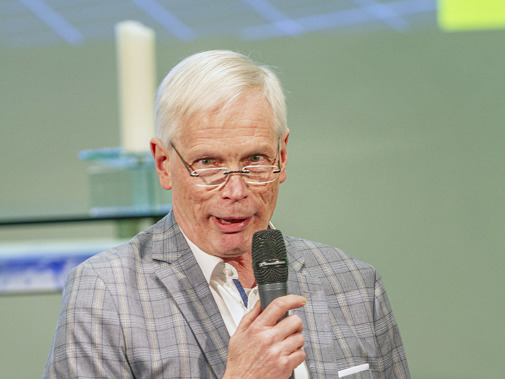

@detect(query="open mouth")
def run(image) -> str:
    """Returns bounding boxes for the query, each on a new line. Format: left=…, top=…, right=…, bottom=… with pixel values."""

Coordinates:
left=217, top=217, right=247, bottom=224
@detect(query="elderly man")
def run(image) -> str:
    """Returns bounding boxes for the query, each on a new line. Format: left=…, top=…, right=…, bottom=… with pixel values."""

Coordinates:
left=44, top=50, right=409, bottom=378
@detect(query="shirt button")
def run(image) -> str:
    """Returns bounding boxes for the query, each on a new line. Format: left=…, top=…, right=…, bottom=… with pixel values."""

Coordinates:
left=224, top=268, right=233, bottom=277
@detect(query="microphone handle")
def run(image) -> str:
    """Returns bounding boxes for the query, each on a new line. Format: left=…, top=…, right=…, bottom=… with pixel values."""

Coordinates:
left=258, top=282, right=288, bottom=319
left=257, top=282, right=293, bottom=378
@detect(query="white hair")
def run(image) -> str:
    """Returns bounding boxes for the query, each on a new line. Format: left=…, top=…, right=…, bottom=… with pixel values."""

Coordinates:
left=154, top=50, right=287, bottom=147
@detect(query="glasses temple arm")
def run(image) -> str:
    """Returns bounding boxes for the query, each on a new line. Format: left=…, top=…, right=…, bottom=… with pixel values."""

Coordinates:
left=170, top=143, right=199, bottom=177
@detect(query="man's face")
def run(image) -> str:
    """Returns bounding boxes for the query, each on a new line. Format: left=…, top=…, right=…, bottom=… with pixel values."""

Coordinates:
left=155, top=89, right=288, bottom=259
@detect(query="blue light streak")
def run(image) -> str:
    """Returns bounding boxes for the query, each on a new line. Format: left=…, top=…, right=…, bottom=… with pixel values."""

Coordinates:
left=242, top=0, right=436, bottom=40
left=241, top=0, right=304, bottom=36
left=19, top=0, right=83, bottom=45
left=131, top=0, right=194, bottom=41
left=352, top=0, right=410, bottom=31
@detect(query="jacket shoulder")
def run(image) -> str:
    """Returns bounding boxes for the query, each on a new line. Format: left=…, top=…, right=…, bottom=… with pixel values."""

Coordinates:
left=285, top=236, right=378, bottom=288
left=68, top=214, right=173, bottom=283
left=285, top=236, right=374, bottom=270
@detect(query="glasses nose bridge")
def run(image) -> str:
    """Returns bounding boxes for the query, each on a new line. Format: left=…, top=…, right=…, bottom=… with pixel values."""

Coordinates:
left=215, top=168, right=249, bottom=190
left=223, top=168, right=248, bottom=176
left=222, top=158, right=248, bottom=178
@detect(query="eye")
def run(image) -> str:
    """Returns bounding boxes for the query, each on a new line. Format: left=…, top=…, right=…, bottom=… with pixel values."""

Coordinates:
left=194, top=158, right=216, bottom=168
left=249, top=154, right=265, bottom=164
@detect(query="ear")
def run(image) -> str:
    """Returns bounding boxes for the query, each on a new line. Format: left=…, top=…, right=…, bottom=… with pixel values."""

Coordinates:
left=150, top=138, right=172, bottom=190
left=279, top=129, right=289, bottom=184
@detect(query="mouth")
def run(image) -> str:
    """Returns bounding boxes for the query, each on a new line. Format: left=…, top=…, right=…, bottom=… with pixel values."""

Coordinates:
left=212, top=216, right=251, bottom=232
left=216, top=217, right=248, bottom=224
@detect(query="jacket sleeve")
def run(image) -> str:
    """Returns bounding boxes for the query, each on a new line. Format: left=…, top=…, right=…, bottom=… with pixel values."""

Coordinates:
left=43, top=263, right=132, bottom=378
left=373, top=272, right=410, bottom=379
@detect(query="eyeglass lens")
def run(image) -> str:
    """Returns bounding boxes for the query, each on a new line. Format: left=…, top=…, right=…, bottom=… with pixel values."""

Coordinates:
left=195, top=166, right=279, bottom=187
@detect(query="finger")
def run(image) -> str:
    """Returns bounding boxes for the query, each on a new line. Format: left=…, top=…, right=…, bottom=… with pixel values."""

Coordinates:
left=256, top=295, right=306, bottom=327
left=262, top=314, right=304, bottom=347
left=277, top=314, right=304, bottom=335
left=278, top=333, right=306, bottom=374
left=287, top=347, right=307, bottom=372
left=234, top=300, right=262, bottom=333
left=282, top=330, right=305, bottom=353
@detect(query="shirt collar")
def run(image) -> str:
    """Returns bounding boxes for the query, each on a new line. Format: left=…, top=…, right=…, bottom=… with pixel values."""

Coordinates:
left=180, top=222, right=276, bottom=283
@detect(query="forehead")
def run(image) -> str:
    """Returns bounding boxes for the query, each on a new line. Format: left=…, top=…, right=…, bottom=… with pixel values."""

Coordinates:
left=179, top=91, right=278, bottom=151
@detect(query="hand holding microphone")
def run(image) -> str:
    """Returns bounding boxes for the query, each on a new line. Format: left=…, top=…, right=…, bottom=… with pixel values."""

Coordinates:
left=224, top=229, right=306, bottom=379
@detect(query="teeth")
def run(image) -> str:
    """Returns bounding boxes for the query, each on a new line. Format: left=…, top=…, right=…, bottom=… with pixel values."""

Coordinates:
left=218, top=218, right=244, bottom=224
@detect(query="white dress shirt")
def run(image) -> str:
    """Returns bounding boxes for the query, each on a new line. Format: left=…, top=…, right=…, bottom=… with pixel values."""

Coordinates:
left=183, top=233, right=309, bottom=378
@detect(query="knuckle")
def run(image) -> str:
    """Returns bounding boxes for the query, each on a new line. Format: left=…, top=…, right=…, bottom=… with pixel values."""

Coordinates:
left=297, top=334, right=305, bottom=347
left=270, top=297, right=287, bottom=311
left=257, top=331, right=276, bottom=347
left=286, top=314, right=303, bottom=328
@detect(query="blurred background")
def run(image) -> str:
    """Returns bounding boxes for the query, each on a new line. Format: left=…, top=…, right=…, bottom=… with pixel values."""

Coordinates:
left=1, top=0, right=504, bottom=377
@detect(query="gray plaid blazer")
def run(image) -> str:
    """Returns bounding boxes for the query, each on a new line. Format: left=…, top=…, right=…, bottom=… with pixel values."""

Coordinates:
left=44, top=212, right=409, bottom=378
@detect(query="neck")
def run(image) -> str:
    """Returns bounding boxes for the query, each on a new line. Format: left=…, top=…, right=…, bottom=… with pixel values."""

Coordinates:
left=224, top=254, right=256, bottom=288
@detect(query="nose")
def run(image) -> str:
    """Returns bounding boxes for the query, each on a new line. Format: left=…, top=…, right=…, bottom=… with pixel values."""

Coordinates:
left=219, top=172, right=249, bottom=201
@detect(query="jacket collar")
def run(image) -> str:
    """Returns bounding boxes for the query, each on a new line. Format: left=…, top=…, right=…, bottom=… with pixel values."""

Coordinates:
left=151, top=212, right=230, bottom=378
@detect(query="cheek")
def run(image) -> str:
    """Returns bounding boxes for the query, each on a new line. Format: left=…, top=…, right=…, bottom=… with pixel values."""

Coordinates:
left=258, top=184, right=279, bottom=214
left=172, top=180, right=212, bottom=216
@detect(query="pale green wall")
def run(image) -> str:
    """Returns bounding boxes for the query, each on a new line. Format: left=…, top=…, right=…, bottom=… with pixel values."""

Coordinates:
left=1, top=29, right=504, bottom=377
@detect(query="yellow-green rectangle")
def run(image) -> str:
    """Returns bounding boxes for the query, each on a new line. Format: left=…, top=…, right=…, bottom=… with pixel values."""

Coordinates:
left=438, top=0, right=505, bottom=31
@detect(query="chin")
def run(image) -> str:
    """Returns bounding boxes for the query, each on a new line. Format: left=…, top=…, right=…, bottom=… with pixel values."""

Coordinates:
left=216, top=234, right=252, bottom=257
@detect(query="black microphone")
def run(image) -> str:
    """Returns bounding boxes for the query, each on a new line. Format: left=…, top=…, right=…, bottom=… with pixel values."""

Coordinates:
left=252, top=229, right=289, bottom=322
left=252, top=229, right=295, bottom=378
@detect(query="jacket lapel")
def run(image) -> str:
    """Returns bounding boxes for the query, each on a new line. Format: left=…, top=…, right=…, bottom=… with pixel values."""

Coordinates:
left=152, top=214, right=229, bottom=378
left=288, top=245, right=340, bottom=377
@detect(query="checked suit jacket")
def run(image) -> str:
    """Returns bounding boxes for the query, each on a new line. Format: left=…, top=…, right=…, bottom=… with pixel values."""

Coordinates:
left=44, top=212, right=410, bottom=378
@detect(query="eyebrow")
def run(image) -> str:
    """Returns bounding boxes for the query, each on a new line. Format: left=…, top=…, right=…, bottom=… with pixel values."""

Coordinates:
left=188, top=142, right=277, bottom=160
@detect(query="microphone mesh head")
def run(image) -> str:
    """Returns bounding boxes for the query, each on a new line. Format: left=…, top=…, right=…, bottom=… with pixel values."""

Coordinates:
left=252, top=229, right=288, bottom=285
